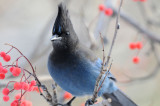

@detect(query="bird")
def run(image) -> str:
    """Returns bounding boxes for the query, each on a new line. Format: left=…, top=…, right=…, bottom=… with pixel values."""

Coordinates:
left=48, top=2, right=137, bottom=106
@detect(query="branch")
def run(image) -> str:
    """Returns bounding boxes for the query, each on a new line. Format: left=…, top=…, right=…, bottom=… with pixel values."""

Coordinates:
left=90, top=0, right=123, bottom=104
left=112, top=8, right=160, bottom=43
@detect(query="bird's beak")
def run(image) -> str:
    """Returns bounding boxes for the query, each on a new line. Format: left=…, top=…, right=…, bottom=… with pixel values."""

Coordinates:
left=50, top=34, right=62, bottom=41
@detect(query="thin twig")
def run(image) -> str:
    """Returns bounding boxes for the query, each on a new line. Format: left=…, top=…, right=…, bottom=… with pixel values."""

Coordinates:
left=4, top=44, right=54, bottom=106
left=52, top=83, right=58, bottom=106
left=90, top=0, right=123, bottom=104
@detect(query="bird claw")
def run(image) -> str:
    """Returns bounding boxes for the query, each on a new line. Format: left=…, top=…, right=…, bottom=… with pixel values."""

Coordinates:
left=85, top=99, right=97, bottom=106
left=56, top=97, right=76, bottom=106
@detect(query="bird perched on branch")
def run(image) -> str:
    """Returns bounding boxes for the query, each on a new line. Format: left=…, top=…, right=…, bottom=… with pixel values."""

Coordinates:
left=48, top=2, right=137, bottom=106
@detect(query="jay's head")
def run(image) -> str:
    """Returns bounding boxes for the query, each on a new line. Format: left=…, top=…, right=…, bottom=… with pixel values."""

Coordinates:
left=51, top=3, right=78, bottom=51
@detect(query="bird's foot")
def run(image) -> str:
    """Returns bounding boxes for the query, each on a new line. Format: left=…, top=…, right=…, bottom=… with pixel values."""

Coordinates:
left=65, top=96, right=76, bottom=106
left=85, top=99, right=97, bottom=106
left=56, top=97, right=76, bottom=106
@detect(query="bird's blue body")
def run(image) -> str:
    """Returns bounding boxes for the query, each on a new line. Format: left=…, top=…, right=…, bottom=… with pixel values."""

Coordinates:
left=48, top=51, right=117, bottom=96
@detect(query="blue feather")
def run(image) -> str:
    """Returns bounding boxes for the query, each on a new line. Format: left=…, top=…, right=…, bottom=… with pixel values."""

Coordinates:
left=48, top=56, right=117, bottom=96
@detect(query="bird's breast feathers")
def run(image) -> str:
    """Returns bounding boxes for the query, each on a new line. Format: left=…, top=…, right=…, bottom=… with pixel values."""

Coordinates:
left=48, top=56, right=103, bottom=96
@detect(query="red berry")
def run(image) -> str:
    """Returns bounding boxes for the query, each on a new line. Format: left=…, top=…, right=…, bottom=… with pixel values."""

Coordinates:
left=22, top=82, right=29, bottom=91
left=21, top=100, right=32, bottom=106
left=15, top=94, right=21, bottom=100
left=81, top=103, right=85, bottom=106
left=129, top=42, right=136, bottom=50
left=133, top=0, right=139, bottom=1
left=21, top=100, right=27, bottom=106
left=0, top=66, right=3, bottom=72
left=0, top=73, right=5, bottom=79
left=99, top=4, right=105, bottom=11
left=33, top=86, right=43, bottom=93
left=28, top=84, right=34, bottom=92
left=132, top=56, right=140, bottom=64
left=63, top=92, right=72, bottom=100
left=3, top=95, right=10, bottom=102
left=2, top=88, right=10, bottom=95
left=0, top=62, right=2, bottom=66
left=12, top=67, right=21, bottom=77
left=105, top=8, right=113, bottom=16
left=140, top=0, right=147, bottom=2
left=0, top=51, right=6, bottom=57
left=10, top=67, right=14, bottom=72
left=136, top=42, right=143, bottom=49
left=3, top=54, right=11, bottom=62
left=30, top=80, right=36, bottom=86
left=11, top=100, right=19, bottom=106
left=14, top=82, right=21, bottom=90
left=2, top=68, right=8, bottom=74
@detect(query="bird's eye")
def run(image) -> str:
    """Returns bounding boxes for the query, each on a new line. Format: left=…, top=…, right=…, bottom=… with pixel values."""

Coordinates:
left=58, top=26, right=62, bottom=34
left=53, top=28, right=56, bottom=34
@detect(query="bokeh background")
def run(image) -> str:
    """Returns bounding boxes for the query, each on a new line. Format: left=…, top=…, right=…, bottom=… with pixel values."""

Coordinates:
left=0, top=0, right=160, bottom=106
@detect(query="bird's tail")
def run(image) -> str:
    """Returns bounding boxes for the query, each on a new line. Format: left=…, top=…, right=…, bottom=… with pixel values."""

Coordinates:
left=103, top=89, right=137, bottom=106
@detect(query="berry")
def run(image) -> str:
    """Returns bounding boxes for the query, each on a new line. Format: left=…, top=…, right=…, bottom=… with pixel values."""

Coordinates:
left=21, top=100, right=32, bottom=106
left=11, top=100, right=18, bottom=106
left=0, top=73, right=5, bottom=79
left=99, top=4, right=105, bottom=11
left=12, top=67, right=21, bottom=77
left=2, top=68, right=8, bottom=74
left=3, top=54, right=11, bottom=62
left=140, top=0, right=147, bottom=2
left=2, top=88, right=10, bottom=95
left=33, top=86, right=43, bottom=93
left=0, top=66, right=3, bottom=72
left=105, top=8, right=113, bottom=16
left=81, top=103, right=85, bottom=106
left=133, top=0, right=139, bottom=1
left=28, top=84, right=34, bottom=92
left=21, top=100, right=27, bottom=106
left=30, top=80, right=36, bottom=86
left=0, top=62, right=2, bottom=66
left=14, top=82, right=21, bottom=90
left=3, top=95, right=10, bottom=102
left=15, top=94, right=21, bottom=100
left=22, top=82, right=29, bottom=91
left=63, top=92, right=72, bottom=100
left=0, top=51, right=6, bottom=57
left=132, top=56, right=140, bottom=64
left=136, top=42, right=143, bottom=49
left=10, top=67, right=14, bottom=72
left=129, top=42, right=136, bottom=50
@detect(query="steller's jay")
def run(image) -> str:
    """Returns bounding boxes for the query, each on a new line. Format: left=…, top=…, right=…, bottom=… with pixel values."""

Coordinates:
left=48, top=3, right=137, bottom=106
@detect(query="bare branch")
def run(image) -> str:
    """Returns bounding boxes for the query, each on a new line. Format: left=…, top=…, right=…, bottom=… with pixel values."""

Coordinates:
left=112, top=8, right=160, bottom=43
left=90, top=0, right=123, bottom=104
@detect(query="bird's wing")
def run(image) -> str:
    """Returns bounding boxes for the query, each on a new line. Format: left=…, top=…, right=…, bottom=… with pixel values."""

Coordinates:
left=76, top=43, right=116, bottom=81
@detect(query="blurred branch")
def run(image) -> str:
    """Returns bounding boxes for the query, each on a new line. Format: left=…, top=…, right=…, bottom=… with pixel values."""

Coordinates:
left=120, top=42, right=160, bottom=83
left=112, top=8, right=160, bottom=43
left=120, top=63, right=160, bottom=83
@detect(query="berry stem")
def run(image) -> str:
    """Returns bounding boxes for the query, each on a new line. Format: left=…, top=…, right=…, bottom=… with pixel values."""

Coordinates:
left=5, top=43, right=36, bottom=75
left=6, top=81, right=17, bottom=88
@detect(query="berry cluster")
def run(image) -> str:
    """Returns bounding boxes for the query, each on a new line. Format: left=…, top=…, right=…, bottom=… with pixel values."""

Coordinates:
left=0, top=52, right=11, bottom=79
left=129, top=42, right=142, bottom=50
left=99, top=4, right=113, bottom=16
left=129, top=42, right=143, bottom=64
left=0, top=45, right=43, bottom=106
left=0, top=51, right=11, bottom=62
